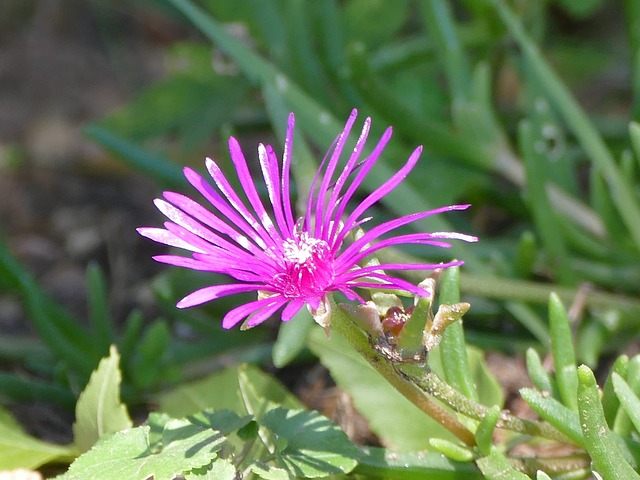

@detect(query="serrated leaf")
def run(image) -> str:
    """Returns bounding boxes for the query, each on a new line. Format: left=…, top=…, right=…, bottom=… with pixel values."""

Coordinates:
left=249, top=461, right=292, bottom=480
left=73, top=345, right=132, bottom=453
left=59, top=425, right=217, bottom=480
left=0, top=405, right=75, bottom=470
left=261, top=408, right=359, bottom=478
left=188, top=409, right=253, bottom=435
left=185, top=458, right=236, bottom=480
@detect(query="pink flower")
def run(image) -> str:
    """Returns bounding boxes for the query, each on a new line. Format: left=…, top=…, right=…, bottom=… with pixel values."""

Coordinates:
left=138, top=110, right=477, bottom=329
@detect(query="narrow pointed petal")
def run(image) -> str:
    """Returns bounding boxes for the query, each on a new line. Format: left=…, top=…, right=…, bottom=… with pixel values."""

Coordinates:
left=222, top=297, right=286, bottom=329
left=336, top=145, right=423, bottom=247
left=281, top=299, right=305, bottom=321
left=177, top=284, right=266, bottom=308
left=281, top=113, right=296, bottom=232
left=137, top=227, right=206, bottom=253
left=329, top=126, right=394, bottom=244
left=314, top=109, right=358, bottom=237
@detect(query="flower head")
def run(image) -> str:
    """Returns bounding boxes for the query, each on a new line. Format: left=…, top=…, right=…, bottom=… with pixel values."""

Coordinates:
left=138, top=109, right=477, bottom=329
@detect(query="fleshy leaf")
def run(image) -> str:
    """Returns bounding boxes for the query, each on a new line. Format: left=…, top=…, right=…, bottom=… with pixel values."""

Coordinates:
left=612, top=373, right=640, bottom=435
left=356, top=446, right=483, bottom=479
left=261, top=407, right=360, bottom=478
left=73, top=345, right=132, bottom=452
left=476, top=450, right=530, bottom=480
left=577, top=365, right=640, bottom=479
left=519, top=388, right=583, bottom=447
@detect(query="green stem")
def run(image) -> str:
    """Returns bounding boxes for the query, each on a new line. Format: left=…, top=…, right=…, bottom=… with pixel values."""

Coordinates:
left=399, top=365, right=574, bottom=444
left=330, top=298, right=476, bottom=446
left=331, top=298, right=572, bottom=445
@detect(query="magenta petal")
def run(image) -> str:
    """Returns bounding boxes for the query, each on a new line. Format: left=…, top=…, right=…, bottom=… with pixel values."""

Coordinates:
left=221, top=297, right=285, bottom=329
left=246, top=300, right=286, bottom=327
left=281, top=299, right=305, bottom=321
left=139, top=110, right=477, bottom=330
left=177, top=284, right=265, bottom=308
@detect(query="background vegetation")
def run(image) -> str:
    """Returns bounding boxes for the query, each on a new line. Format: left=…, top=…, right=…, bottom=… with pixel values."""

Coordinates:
left=1, top=0, right=640, bottom=478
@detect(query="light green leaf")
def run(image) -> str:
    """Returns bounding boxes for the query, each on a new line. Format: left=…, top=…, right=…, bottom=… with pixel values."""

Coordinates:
left=0, top=405, right=75, bottom=470
left=577, top=365, right=640, bottom=479
left=185, top=458, right=236, bottom=480
left=548, top=293, right=578, bottom=410
left=307, top=327, right=457, bottom=451
left=249, top=461, right=293, bottom=480
left=73, top=345, right=132, bottom=453
left=261, top=408, right=359, bottom=478
left=475, top=405, right=501, bottom=457
left=59, top=424, right=218, bottom=480
left=158, top=364, right=302, bottom=418
left=272, top=309, right=314, bottom=368
left=613, top=373, right=640, bottom=435
left=476, top=450, right=530, bottom=480
left=519, top=388, right=583, bottom=447
left=429, top=438, right=475, bottom=462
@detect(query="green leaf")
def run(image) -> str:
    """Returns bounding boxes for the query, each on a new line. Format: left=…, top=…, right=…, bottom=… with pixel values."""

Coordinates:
left=249, top=461, right=293, bottom=480
left=519, top=388, right=583, bottom=447
left=525, top=348, right=558, bottom=397
left=158, top=364, right=302, bottom=418
left=577, top=365, right=640, bottom=479
left=0, top=405, right=75, bottom=470
left=548, top=293, right=578, bottom=410
left=185, top=458, right=236, bottom=480
left=494, top=0, right=640, bottom=252
left=613, top=373, right=640, bottom=435
left=429, top=438, right=475, bottom=462
left=344, top=0, right=410, bottom=48
left=355, top=446, right=483, bottom=479
left=433, top=266, right=477, bottom=401
left=602, top=355, right=629, bottom=427
left=429, top=346, right=504, bottom=408
left=188, top=409, right=253, bottom=435
left=307, top=327, right=458, bottom=450
left=475, top=405, right=501, bottom=456
left=520, top=121, right=572, bottom=283
left=261, top=408, right=359, bottom=478
left=83, top=125, right=185, bottom=189
left=73, top=345, right=132, bottom=453
left=476, top=450, right=530, bottom=480
left=59, top=423, right=219, bottom=480
left=86, top=263, right=113, bottom=356
left=272, top=309, right=314, bottom=368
